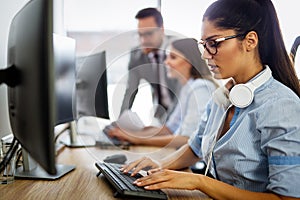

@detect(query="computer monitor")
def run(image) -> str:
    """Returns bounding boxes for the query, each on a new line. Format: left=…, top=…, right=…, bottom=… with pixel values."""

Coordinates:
left=0, top=0, right=75, bottom=179
left=58, top=51, right=109, bottom=148
left=76, top=51, right=109, bottom=119
left=54, top=34, right=76, bottom=125
left=53, top=34, right=81, bottom=148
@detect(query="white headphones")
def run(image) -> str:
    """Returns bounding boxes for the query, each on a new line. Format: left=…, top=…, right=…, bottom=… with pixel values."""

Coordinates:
left=213, top=66, right=272, bottom=109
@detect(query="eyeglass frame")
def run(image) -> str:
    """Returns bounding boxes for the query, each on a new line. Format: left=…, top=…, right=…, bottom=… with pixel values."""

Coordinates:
left=137, top=27, right=161, bottom=38
left=198, top=32, right=247, bottom=55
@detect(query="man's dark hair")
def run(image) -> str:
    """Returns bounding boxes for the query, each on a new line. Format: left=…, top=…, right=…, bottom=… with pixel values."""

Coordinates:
left=135, top=8, right=163, bottom=27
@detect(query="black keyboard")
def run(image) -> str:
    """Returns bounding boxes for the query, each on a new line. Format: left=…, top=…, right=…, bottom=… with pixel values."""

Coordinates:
left=95, top=162, right=168, bottom=199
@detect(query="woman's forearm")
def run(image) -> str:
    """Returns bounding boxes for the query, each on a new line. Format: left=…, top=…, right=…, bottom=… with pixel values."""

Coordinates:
left=195, top=174, right=291, bottom=200
left=139, top=126, right=173, bottom=136
left=160, top=144, right=200, bottom=170
left=135, top=135, right=188, bottom=148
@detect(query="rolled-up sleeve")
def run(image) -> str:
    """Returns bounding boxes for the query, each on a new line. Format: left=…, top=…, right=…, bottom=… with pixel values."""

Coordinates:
left=258, top=97, right=300, bottom=197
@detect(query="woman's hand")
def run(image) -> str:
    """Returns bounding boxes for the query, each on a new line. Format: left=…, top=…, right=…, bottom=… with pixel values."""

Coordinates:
left=121, top=156, right=161, bottom=176
left=134, top=169, right=201, bottom=190
left=107, top=127, right=133, bottom=142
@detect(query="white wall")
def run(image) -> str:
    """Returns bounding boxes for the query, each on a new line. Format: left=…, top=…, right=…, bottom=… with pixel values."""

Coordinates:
left=64, top=0, right=158, bottom=32
left=162, top=0, right=300, bottom=51
left=64, top=0, right=300, bottom=77
left=0, top=0, right=29, bottom=138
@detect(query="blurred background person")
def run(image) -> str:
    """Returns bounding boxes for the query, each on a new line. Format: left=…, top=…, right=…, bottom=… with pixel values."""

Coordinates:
left=107, top=38, right=218, bottom=148
left=119, top=7, right=181, bottom=123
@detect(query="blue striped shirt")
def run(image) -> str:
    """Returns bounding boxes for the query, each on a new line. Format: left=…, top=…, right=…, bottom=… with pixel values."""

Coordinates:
left=189, top=76, right=300, bottom=197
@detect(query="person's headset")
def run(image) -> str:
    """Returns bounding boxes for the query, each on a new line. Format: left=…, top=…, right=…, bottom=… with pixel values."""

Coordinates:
left=213, top=66, right=272, bottom=108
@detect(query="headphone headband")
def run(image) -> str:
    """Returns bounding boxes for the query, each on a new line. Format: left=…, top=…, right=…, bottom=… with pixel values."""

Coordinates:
left=251, top=66, right=272, bottom=88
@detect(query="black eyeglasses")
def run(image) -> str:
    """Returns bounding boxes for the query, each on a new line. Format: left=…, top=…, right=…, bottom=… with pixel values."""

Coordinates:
left=138, top=28, right=160, bottom=38
left=198, top=33, right=246, bottom=55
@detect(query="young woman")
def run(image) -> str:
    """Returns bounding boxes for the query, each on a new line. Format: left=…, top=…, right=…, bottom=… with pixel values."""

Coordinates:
left=107, top=38, right=218, bottom=148
left=120, top=0, right=300, bottom=199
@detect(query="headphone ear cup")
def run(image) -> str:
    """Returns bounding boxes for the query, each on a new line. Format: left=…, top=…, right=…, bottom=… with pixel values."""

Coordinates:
left=229, top=84, right=254, bottom=108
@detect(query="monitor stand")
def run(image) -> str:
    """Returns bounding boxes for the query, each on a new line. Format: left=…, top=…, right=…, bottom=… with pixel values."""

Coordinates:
left=15, top=149, right=75, bottom=180
left=59, top=121, right=96, bottom=147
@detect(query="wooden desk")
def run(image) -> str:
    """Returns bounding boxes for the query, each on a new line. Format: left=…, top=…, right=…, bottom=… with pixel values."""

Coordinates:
left=0, top=140, right=211, bottom=199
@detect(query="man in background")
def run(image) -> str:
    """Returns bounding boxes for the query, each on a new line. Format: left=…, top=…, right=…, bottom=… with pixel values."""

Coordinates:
left=119, top=7, right=181, bottom=123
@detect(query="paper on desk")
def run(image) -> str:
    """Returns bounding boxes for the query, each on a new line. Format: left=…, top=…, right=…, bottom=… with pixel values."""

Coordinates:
left=116, top=110, right=145, bottom=132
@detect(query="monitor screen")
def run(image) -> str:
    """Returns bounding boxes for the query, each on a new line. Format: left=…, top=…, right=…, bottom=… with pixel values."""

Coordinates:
left=4, top=0, right=75, bottom=177
left=76, top=51, right=109, bottom=119
left=54, top=34, right=76, bottom=125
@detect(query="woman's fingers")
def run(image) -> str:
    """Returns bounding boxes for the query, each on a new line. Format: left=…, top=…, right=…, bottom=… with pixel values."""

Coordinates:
left=121, top=157, right=160, bottom=176
left=134, top=169, right=200, bottom=190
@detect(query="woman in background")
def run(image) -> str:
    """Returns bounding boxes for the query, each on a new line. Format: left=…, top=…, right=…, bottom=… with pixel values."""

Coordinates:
left=107, top=38, right=218, bottom=148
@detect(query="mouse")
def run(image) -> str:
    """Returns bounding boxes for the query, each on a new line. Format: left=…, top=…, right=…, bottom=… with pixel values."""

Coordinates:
left=103, top=154, right=127, bottom=164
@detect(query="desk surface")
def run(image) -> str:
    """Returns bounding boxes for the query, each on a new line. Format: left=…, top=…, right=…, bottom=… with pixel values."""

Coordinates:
left=1, top=134, right=211, bottom=199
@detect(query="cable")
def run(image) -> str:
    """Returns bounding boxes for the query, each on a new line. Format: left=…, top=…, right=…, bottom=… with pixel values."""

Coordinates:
left=54, top=123, right=71, bottom=143
left=0, top=137, right=19, bottom=173
left=0, top=137, right=17, bottom=165
left=0, top=138, right=17, bottom=172
left=15, top=147, right=23, bottom=169
left=204, top=105, right=232, bottom=178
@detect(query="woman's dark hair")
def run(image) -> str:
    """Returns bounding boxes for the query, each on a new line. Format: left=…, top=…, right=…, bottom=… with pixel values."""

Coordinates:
left=135, top=8, right=163, bottom=27
left=203, top=0, right=300, bottom=97
left=172, top=38, right=218, bottom=87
